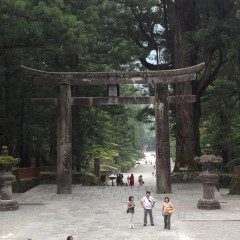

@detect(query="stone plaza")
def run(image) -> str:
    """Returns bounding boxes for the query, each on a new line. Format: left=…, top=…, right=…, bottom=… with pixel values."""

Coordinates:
left=1, top=155, right=240, bottom=240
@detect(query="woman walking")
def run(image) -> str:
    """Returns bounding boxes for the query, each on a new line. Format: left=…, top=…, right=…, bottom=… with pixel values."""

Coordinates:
left=127, top=196, right=135, bottom=228
left=129, top=174, right=134, bottom=186
left=162, top=196, right=174, bottom=230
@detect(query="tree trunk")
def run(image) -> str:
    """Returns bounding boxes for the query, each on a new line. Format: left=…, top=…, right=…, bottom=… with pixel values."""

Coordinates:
left=193, top=97, right=201, bottom=157
left=218, top=111, right=232, bottom=165
left=174, top=0, right=198, bottom=171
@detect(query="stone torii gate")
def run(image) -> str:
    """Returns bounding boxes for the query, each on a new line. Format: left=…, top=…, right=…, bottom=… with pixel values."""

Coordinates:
left=21, top=63, right=204, bottom=194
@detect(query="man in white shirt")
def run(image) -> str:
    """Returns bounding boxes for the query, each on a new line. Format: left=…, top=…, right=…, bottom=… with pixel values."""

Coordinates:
left=141, top=191, right=155, bottom=226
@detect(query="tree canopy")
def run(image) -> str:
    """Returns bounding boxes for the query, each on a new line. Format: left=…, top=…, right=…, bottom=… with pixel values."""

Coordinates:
left=1, top=0, right=240, bottom=172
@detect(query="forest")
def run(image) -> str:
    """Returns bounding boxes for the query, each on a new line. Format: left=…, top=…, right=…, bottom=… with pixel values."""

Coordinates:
left=1, top=0, right=240, bottom=173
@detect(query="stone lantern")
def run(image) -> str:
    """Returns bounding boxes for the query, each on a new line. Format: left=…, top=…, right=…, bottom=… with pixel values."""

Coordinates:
left=195, top=144, right=222, bottom=210
left=0, top=146, right=19, bottom=211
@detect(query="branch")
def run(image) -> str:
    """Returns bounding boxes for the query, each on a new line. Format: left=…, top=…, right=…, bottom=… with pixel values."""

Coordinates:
left=129, top=5, right=158, bottom=49
left=197, top=49, right=227, bottom=97
left=139, top=57, right=173, bottom=70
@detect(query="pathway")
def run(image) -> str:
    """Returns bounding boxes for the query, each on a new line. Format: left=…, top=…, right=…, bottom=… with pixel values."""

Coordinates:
left=1, top=152, right=240, bottom=240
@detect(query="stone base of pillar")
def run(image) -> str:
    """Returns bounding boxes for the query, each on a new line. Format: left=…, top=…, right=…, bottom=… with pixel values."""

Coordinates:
left=197, top=199, right=220, bottom=210
left=0, top=200, right=19, bottom=211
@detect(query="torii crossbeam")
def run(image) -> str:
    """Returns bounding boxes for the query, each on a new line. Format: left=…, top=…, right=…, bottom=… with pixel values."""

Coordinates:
left=21, top=63, right=205, bottom=194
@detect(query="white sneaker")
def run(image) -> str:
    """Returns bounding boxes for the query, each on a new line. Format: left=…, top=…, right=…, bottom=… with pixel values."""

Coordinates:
left=131, top=225, right=136, bottom=228
left=129, top=225, right=132, bottom=229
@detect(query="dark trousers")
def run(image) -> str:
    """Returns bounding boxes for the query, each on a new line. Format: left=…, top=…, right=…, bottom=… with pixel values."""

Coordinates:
left=164, top=214, right=171, bottom=229
left=144, top=209, right=154, bottom=224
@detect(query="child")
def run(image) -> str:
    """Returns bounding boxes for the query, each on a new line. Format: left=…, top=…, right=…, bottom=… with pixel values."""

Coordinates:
left=127, top=196, right=135, bottom=228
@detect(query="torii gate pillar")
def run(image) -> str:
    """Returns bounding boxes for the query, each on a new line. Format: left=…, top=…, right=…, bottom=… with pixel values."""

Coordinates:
left=155, top=83, right=171, bottom=194
left=57, top=84, right=72, bottom=194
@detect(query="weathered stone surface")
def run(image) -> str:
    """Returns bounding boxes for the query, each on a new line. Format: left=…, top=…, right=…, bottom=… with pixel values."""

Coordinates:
left=21, top=63, right=205, bottom=85
left=171, top=172, right=200, bottom=183
left=2, top=158, right=240, bottom=240
left=56, top=84, right=72, bottom=194
left=0, top=200, right=19, bottom=211
left=32, top=95, right=196, bottom=107
left=202, top=182, right=215, bottom=199
left=155, top=84, right=171, bottom=194
left=0, top=171, right=16, bottom=200
left=197, top=199, right=221, bottom=210
left=196, top=151, right=222, bottom=209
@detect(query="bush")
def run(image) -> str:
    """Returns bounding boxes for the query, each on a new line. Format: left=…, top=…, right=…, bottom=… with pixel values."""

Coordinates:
left=229, top=176, right=240, bottom=195
left=100, top=165, right=118, bottom=172
left=226, top=158, right=240, bottom=172
left=218, top=173, right=233, bottom=188
left=12, top=168, right=39, bottom=192
left=13, top=178, right=39, bottom=193
left=40, top=171, right=99, bottom=185
left=117, top=161, right=135, bottom=172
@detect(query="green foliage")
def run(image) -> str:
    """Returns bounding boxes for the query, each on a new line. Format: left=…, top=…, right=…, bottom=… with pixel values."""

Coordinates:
left=226, top=159, right=240, bottom=172
left=229, top=175, right=240, bottom=194
left=13, top=178, right=39, bottom=193
left=0, top=0, right=149, bottom=170
left=2, top=0, right=240, bottom=173
left=0, top=156, right=19, bottom=165
left=218, top=173, right=233, bottom=188
left=100, top=164, right=118, bottom=172
left=116, top=160, right=136, bottom=172
left=201, top=74, right=240, bottom=166
left=40, top=171, right=98, bottom=185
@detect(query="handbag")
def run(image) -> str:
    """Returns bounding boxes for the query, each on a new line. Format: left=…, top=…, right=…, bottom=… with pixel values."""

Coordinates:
left=167, top=206, right=174, bottom=214
left=127, top=206, right=134, bottom=213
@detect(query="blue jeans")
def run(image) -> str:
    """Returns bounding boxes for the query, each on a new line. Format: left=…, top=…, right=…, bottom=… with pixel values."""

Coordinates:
left=164, top=214, right=171, bottom=229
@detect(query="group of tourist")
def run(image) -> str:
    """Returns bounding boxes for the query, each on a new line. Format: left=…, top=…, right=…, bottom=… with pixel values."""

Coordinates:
left=125, top=174, right=145, bottom=186
left=127, top=191, right=174, bottom=230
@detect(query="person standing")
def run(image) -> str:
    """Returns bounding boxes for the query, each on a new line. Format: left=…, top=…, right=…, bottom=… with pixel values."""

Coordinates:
left=127, top=175, right=130, bottom=186
left=138, top=175, right=144, bottom=186
left=116, top=174, right=120, bottom=186
left=162, top=196, right=174, bottom=230
left=126, top=196, right=135, bottom=228
left=141, top=191, right=155, bottom=226
left=119, top=172, right=124, bottom=185
left=129, top=174, right=134, bottom=186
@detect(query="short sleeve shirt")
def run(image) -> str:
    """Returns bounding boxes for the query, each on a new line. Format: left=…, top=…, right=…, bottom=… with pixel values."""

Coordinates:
left=162, top=201, right=173, bottom=215
left=141, top=196, right=155, bottom=209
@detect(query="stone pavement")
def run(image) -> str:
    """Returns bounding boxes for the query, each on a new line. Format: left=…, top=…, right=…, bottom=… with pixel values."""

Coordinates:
left=0, top=152, right=240, bottom=240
